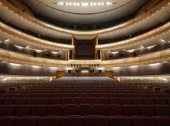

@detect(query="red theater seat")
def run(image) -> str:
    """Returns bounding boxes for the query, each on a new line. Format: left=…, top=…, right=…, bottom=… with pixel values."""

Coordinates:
left=38, top=116, right=62, bottom=126
left=37, top=98, right=49, bottom=104
left=47, top=105, right=63, bottom=116
left=92, top=104, right=107, bottom=115
left=15, top=98, right=26, bottom=105
left=155, top=105, right=170, bottom=116
left=109, top=98, right=120, bottom=104
left=63, top=104, right=79, bottom=115
left=26, top=98, right=38, bottom=104
left=0, top=105, right=15, bottom=116
left=0, top=116, right=15, bottom=126
left=144, top=98, right=155, bottom=105
left=62, top=97, right=73, bottom=104
left=31, top=105, right=47, bottom=116
left=138, top=105, right=155, bottom=116
left=15, top=105, right=31, bottom=116
left=3, top=98, right=15, bottom=105
left=63, top=115, right=83, bottom=126
left=48, top=98, right=62, bottom=104
left=154, top=116, right=170, bottom=126
left=108, top=116, right=131, bottom=126
left=120, top=98, right=132, bottom=104
left=155, top=98, right=168, bottom=105
left=72, top=97, right=83, bottom=104
left=132, top=116, right=154, bottom=126
left=15, top=116, right=38, bottom=126
left=84, top=97, right=97, bottom=104
left=132, top=98, right=144, bottom=105
left=123, top=105, right=139, bottom=116
left=108, top=105, right=123, bottom=116
left=79, top=104, right=92, bottom=115
left=84, top=115, right=108, bottom=126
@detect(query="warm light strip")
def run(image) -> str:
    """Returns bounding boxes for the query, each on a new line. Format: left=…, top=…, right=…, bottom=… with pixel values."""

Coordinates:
left=97, top=21, right=170, bottom=51
left=0, top=22, right=74, bottom=51
left=57, top=2, right=113, bottom=7
left=115, top=76, right=170, bottom=83
left=1, top=48, right=170, bottom=68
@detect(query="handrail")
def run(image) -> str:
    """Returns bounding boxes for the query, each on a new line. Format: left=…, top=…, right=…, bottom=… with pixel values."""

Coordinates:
left=0, top=22, right=74, bottom=51
left=1, top=48, right=170, bottom=67
left=97, top=21, right=170, bottom=50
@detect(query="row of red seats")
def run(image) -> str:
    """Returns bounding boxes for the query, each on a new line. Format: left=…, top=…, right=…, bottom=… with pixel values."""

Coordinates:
left=22, top=88, right=149, bottom=91
left=0, top=104, right=170, bottom=116
left=11, top=91, right=166, bottom=95
left=1, top=115, right=170, bottom=126
left=16, top=90, right=156, bottom=94
left=1, top=93, right=168, bottom=98
left=0, top=98, right=169, bottom=105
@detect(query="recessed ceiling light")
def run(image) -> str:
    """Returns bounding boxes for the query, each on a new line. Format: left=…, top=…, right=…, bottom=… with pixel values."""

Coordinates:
left=54, top=1, right=113, bottom=7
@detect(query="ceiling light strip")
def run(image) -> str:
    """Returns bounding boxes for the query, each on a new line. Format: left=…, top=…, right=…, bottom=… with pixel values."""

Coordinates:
left=1, top=0, right=169, bottom=35
left=56, top=2, right=113, bottom=7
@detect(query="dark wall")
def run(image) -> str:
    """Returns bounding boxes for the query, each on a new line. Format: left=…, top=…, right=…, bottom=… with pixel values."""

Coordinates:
left=75, top=40, right=95, bottom=59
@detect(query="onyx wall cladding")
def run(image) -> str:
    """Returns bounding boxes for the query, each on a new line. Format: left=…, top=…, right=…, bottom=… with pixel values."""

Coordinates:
left=113, top=62, right=170, bottom=76
left=0, top=62, right=57, bottom=76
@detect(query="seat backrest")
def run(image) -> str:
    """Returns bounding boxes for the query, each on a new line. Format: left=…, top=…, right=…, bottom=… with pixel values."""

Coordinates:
left=63, top=115, right=83, bottom=126
left=154, top=116, right=170, bottom=126
left=47, top=105, right=63, bottom=116
left=132, top=116, right=154, bottom=126
left=84, top=115, right=108, bottom=126
left=108, top=116, right=131, bottom=126
left=2, top=98, right=16, bottom=105
left=0, top=105, right=16, bottom=116
left=15, top=116, right=38, bottom=126
left=107, top=105, right=123, bottom=116
left=63, top=104, right=79, bottom=115
left=48, top=98, right=62, bottom=104
left=31, top=105, right=47, bottom=116
left=72, top=97, right=83, bottom=104
left=38, top=116, right=62, bottom=126
left=79, top=104, right=92, bottom=115
left=15, top=98, right=26, bottom=105
left=138, top=105, right=155, bottom=116
left=15, top=105, right=31, bottom=116
left=155, top=105, right=170, bottom=116
left=92, top=104, right=107, bottom=115
left=0, top=116, right=15, bottom=126
left=123, top=105, right=139, bottom=116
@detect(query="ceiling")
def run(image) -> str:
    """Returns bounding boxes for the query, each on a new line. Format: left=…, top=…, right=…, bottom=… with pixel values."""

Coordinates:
left=22, top=0, right=148, bottom=30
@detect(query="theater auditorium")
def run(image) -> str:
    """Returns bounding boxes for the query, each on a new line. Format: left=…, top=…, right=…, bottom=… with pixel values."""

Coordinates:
left=0, top=0, right=170, bottom=126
